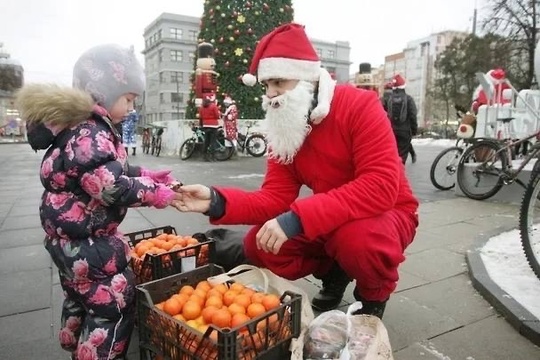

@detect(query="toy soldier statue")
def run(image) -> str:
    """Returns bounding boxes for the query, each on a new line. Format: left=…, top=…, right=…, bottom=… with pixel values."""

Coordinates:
left=195, top=42, right=219, bottom=107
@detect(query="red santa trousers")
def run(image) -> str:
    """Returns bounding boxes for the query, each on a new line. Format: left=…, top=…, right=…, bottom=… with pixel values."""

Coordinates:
left=243, top=208, right=418, bottom=302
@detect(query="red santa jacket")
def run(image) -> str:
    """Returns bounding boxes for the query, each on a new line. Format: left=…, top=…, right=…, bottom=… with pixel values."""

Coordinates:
left=471, top=83, right=511, bottom=113
left=211, top=85, right=418, bottom=239
left=198, top=103, right=220, bottom=127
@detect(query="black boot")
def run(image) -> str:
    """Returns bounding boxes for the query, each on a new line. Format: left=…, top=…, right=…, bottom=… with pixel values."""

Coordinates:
left=311, top=263, right=351, bottom=311
left=132, top=147, right=136, bottom=156
left=352, top=287, right=387, bottom=319
left=411, top=152, right=417, bottom=164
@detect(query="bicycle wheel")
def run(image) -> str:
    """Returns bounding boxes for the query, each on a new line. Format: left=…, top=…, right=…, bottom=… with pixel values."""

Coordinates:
left=213, top=138, right=235, bottom=161
left=246, top=134, right=267, bottom=157
left=429, top=146, right=463, bottom=190
left=456, top=140, right=507, bottom=200
left=179, top=139, right=196, bottom=160
left=519, top=168, right=540, bottom=280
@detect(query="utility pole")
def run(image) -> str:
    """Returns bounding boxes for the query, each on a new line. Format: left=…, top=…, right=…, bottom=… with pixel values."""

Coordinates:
left=472, top=7, right=478, bottom=36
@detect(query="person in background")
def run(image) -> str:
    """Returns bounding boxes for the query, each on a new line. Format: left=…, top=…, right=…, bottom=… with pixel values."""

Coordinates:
left=198, top=95, right=221, bottom=161
left=173, top=23, right=419, bottom=319
left=383, top=75, right=418, bottom=164
left=16, top=44, right=179, bottom=360
left=471, top=68, right=511, bottom=114
left=223, top=95, right=239, bottom=148
left=121, top=109, right=138, bottom=156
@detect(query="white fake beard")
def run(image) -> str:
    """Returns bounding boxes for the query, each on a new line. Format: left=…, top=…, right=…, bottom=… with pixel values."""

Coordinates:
left=262, top=81, right=315, bottom=164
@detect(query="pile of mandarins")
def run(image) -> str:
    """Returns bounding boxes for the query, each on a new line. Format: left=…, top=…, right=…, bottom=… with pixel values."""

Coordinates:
left=155, top=280, right=281, bottom=334
left=129, top=233, right=210, bottom=284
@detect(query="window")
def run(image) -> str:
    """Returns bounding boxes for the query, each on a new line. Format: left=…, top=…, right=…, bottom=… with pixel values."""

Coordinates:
left=188, top=30, right=198, bottom=41
left=160, top=93, right=166, bottom=103
left=170, top=50, right=183, bottom=62
left=171, top=92, right=184, bottom=103
left=316, top=48, right=323, bottom=58
left=159, top=72, right=167, bottom=83
left=158, top=49, right=164, bottom=62
left=171, top=72, right=183, bottom=83
left=170, top=28, right=183, bottom=39
left=327, top=50, right=335, bottom=59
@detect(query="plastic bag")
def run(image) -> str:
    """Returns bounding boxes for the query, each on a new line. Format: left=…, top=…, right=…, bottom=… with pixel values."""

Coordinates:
left=300, top=302, right=393, bottom=360
left=302, top=310, right=349, bottom=359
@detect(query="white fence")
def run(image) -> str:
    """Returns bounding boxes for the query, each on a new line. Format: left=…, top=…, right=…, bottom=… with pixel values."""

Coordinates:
left=148, top=119, right=268, bottom=157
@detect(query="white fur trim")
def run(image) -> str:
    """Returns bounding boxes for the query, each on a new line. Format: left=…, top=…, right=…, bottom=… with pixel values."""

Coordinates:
left=395, top=84, right=406, bottom=89
left=258, top=57, right=321, bottom=82
left=242, top=73, right=257, bottom=86
left=310, top=67, right=336, bottom=124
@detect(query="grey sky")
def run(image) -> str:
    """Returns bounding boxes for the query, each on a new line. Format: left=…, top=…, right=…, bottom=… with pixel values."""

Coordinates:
left=0, top=0, right=480, bottom=85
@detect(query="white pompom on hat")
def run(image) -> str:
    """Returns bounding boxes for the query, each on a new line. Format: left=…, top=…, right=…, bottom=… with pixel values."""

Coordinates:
left=242, top=23, right=336, bottom=124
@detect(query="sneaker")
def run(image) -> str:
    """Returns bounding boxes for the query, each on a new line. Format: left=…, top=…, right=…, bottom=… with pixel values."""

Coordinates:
left=311, top=263, right=351, bottom=311
left=352, top=287, right=387, bottom=319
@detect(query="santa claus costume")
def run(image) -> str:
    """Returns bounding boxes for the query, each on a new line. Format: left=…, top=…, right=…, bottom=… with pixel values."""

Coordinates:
left=471, top=68, right=511, bottom=113
left=222, top=96, right=238, bottom=143
left=206, top=23, right=419, bottom=317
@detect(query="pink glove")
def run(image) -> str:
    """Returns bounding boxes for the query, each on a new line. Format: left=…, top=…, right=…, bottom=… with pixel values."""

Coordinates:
left=150, top=184, right=176, bottom=209
left=141, top=168, right=176, bottom=186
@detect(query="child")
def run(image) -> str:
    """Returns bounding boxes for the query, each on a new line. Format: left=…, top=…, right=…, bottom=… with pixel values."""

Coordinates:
left=16, top=44, right=177, bottom=360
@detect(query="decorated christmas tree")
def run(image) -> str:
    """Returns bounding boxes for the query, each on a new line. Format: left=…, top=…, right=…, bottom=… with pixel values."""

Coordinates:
left=186, top=0, right=294, bottom=120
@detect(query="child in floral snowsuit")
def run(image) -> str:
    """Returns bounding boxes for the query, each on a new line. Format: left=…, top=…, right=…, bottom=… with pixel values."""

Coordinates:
left=16, top=44, right=178, bottom=360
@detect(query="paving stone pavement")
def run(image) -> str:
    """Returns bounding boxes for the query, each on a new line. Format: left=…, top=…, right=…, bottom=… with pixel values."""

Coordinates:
left=0, top=143, right=539, bottom=359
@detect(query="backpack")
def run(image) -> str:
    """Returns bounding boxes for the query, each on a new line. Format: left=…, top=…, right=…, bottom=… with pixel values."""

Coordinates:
left=387, top=92, right=408, bottom=124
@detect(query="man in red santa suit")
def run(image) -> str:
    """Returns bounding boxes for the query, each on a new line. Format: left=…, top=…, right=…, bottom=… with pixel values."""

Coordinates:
left=173, top=23, right=419, bottom=318
left=471, top=68, right=511, bottom=114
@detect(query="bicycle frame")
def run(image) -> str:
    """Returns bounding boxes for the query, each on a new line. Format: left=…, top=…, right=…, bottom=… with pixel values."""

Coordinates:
left=479, top=125, right=540, bottom=186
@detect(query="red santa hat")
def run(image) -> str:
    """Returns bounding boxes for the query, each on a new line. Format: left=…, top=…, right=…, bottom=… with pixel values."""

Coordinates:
left=392, top=74, right=406, bottom=89
left=241, top=23, right=336, bottom=124
left=487, top=68, right=506, bottom=84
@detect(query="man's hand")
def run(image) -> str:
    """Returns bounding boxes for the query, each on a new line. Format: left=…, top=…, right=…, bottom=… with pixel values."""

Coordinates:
left=256, top=218, right=288, bottom=254
left=171, top=184, right=211, bottom=213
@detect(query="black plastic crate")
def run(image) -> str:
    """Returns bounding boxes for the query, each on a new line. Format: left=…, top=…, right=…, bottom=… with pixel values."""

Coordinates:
left=125, top=226, right=215, bottom=284
left=136, top=264, right=302, bottom=360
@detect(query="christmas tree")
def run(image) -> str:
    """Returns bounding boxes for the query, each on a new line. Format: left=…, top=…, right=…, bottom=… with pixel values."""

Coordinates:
left=186, top=0, right=294, bottom=120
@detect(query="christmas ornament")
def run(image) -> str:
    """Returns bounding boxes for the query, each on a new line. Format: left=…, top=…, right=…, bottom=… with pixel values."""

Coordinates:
left=227, top=24, right=233, bottom=30
left=234, top=48, right=244, bottom=56
left=234, top=29, right=240, bottom=35
left=237, top=14, right=246, bottom=23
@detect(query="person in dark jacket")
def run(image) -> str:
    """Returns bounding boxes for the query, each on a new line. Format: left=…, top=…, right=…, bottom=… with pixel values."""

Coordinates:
left=198, top=96, right=221, bottom=161
left=15, top=44, right=179, bottom=360
left=383, top=75, right=418, bottom=164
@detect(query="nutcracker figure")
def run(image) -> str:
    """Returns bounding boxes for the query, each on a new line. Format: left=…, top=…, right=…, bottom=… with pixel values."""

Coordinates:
left=195, top=42, right=219, bottom=107
left=355, top=63, right=379, bottom=94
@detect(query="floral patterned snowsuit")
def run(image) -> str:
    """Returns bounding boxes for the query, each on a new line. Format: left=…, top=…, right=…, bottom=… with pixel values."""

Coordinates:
left=29, top=108, right=166, bottom=359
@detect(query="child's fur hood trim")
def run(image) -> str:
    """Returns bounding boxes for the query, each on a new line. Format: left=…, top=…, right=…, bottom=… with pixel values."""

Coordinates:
left=15, top=83, right=94, bottom=127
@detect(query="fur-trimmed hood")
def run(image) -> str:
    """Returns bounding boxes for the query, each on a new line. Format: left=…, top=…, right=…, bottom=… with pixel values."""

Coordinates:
left=15, top=84, right=95, bottom=150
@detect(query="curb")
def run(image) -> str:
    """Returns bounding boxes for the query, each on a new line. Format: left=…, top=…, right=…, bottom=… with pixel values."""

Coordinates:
left=466, top=225, right=540, bottom=346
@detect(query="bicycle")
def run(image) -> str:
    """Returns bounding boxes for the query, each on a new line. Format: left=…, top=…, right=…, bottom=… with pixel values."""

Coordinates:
left=519, top=157, right=540, bottom=280
left=429, top=107, right=475, bottom=191
left=150, top=127, right=164, bottom=157
left=179, top=123, right=234, bottom=161
left=236, top=121, right=267, bottom=157
left=456, top=117, right=538, bottom=201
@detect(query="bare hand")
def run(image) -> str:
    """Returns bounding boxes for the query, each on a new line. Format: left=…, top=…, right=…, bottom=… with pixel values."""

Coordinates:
left=256, top=218, right=288, bottom=254
left=171, top=184, right=211, bottom=213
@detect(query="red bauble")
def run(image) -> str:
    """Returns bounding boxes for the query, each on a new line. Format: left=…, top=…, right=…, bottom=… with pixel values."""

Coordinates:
left=234, top=29, right=240, bottom=35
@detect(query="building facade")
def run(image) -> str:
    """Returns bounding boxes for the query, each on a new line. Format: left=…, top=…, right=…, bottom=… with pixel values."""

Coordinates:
left=383, top=31, right=467, bottom=128
left=142, top=14, right=352, bottom=124
left=310, top=39, right=352, bottom=84
left=0, top=43, right=24, bottom=137
left=142, top=14, right=200, bottom=125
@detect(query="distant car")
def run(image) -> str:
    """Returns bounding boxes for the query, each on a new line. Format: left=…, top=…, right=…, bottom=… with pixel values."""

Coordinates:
left=419, top=131, right=442, bottom=139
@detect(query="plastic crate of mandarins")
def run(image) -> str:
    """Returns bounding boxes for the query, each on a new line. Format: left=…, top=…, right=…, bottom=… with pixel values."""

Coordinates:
left=126, top=226, right=215, bottom=284
left=136, top=264, right=302, bottom=360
